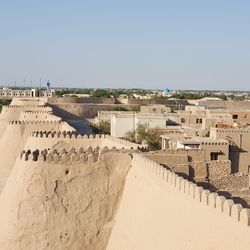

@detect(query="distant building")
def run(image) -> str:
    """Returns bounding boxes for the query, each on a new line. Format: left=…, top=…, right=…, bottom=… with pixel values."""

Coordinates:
left=0, top=88, right=55, bottom=98
left=110, top=113, right=177, bottom=137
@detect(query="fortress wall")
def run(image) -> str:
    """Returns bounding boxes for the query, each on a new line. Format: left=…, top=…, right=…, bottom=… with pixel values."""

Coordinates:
left=0, top=106, right=53, bottom=138
left=0, top=151, right=132, bottom=250
left=19, top=112, right=60, bottom=121
left=25, top=132, right=144, bottom=152
left=107, top=154, right=250, bottom=250
left=0, top=122, right=75, bottom=193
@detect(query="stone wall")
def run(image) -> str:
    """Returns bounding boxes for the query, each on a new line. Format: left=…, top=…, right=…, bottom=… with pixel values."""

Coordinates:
left=208, top=160, right=231, bottom=179
left=210, top=174, right=249, bottom=191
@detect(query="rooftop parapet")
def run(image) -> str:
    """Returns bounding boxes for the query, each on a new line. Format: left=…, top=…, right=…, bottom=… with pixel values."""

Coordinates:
left=211, top=127, right=250, bottom=133
left=133, top=153, right=250, bottom=227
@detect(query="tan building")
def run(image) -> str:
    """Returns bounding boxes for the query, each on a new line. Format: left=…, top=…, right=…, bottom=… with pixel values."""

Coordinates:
left=210, top=126, right=250, bottom=173
left=140, top=104, right=171, bottom=114
left=161, top=135, right=229, bottom=162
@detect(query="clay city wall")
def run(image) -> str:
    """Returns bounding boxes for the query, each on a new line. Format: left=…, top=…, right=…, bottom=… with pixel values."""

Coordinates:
left=0, top=121, right=75, bottom=193
left=0, top=151, right=131, bottom=250
left=132, top=154, right=250, bottom=225
left=107, top=154, right=250, bottom=250
left=26, top=131, right=146, bottom=151
left=19, top=112, right=61, bottom=121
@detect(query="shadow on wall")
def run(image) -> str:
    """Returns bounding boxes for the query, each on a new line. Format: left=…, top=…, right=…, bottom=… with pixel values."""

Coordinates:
left=48, top=105, right=93, bottom=135
left=196, top=182, right=250, bottom=209
left=160, top=164, right=190, bottom=181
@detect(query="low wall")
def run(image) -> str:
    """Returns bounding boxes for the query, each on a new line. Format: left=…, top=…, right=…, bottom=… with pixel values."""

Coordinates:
left=48, top=97, right=116, bottom=104
left=49, top=103, right=138, bottom=119
left=210, top=174, right=249, bottom=191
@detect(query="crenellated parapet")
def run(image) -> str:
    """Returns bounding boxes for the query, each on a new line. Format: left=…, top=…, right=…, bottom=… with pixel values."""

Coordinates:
left=7, top=105, right=48, bottom=109
left=8, top=120, right=62, bottom=125
left=23, top=110, right=51, bottom=114
left=28, top=131, right=146, bottom=150
left=29, top=130, right=106, bottom=138
left=19, top=146, right=113, bottom=163
left=133, top=153, right=250, bottom=227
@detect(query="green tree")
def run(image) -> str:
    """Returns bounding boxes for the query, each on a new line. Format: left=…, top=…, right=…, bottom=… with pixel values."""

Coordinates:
left=93, top=120, right=111, bottom=134
left=125, top=123, right=162, bottom=150
left=92, top=89, right=110, bottom=98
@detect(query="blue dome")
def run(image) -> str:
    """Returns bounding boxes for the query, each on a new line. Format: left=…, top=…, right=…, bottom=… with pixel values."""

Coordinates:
left=164, top=88, right=170, bottom=93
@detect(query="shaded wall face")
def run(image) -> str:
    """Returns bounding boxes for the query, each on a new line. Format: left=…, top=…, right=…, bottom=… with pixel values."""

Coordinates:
left=213, top=130, right=250, bottom=173
left=201, top=144, right=229, bottom=162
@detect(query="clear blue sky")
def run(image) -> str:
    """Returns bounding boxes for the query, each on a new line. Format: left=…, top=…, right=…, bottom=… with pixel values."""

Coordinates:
left=0, top=0, right=250, bottom=90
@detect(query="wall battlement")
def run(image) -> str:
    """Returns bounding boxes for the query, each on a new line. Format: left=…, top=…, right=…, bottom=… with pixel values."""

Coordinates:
left=28, top=130, right=146, bottom=150
left=20, top=146, right=116, bottom=163
left=212, top=127, right=250, bottom=133
left=23, top=110, right=51, bottom=114
left=29, top=130, right=104, bottom=138
left=7, top=105, right=47, bottom=108
left=133, top=153, right=250, bottom=226
left=8, top=120, right=62, bottom=125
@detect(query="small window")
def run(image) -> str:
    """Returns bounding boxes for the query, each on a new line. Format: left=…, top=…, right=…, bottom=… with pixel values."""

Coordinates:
left=196, top=118, right=202, bottom=124
left=181, top=118, right=185, bottom=123
left=211, top=152, right=219, bottom=161
left=243, top=114, right=248, bottom=119
left=232, top=114, right=238, bottom=119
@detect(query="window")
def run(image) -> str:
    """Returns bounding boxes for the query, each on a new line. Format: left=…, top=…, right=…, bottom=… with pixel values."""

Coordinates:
left=181, top=118, right=185, bottom=123
left=196, top=118, right=202, bottom=124
left=210, top=152, right=219, bottom=161
left=243, top=114, right=248, bottom=119
left=232, top=114, right=238, bottom=119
